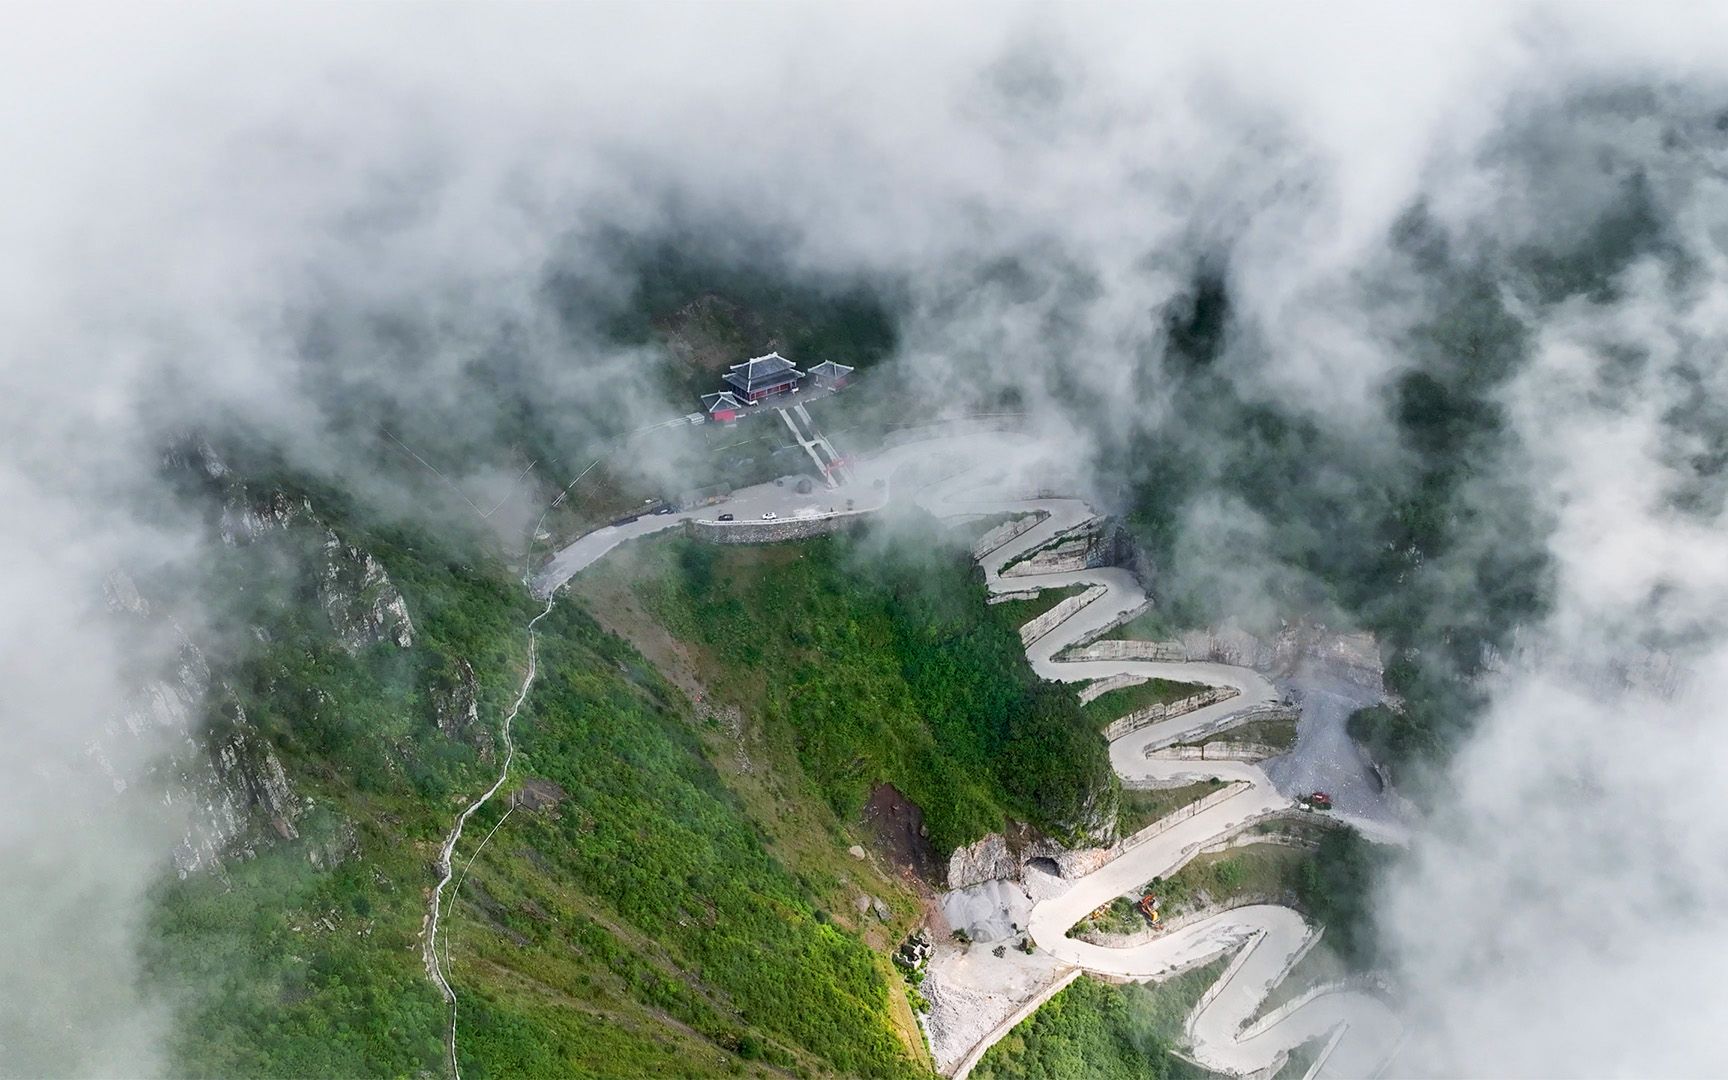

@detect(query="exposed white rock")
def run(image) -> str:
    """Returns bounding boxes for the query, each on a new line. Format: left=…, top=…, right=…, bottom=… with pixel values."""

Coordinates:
left=102, top=569, right=150, bottom=617
left=219, top=490, right=314, bottom=545
left=318, top=530, right=415, bottom=652
left=433, top=657, right=492, bottom=760
left=921, top=940, right=1069, bottom=1074
left=941, top=879, right=1033, bottom=943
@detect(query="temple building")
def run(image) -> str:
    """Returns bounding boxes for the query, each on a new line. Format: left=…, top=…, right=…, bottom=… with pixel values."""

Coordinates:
left=723, top=351, right=805, bottom=401
left=700, top=390, right=748, bottom=423
left=806, top=360, right=853, bottom=389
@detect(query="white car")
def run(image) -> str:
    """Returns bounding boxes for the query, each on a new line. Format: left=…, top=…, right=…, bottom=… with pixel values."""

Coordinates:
left=761, top=511, right=778, bottom=520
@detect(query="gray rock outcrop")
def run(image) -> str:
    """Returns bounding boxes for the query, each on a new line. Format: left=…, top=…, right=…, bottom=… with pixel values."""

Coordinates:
left=433, top=657, right=492, bottom=760
left=317, top=531, right=415, bottom=652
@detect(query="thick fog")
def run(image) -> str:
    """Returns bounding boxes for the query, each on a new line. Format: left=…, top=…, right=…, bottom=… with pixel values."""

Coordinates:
left=5, top=3, right=1728, bottom=1074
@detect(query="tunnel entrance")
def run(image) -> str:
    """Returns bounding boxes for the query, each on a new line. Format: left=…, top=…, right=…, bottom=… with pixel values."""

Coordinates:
left=1024, top=856, right=1060, bottom=878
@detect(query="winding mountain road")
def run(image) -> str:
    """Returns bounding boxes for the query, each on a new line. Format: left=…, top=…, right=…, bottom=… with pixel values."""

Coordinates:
left=525, top=426, right=1401, bottom=1079
left=912, top=467, right=1401, bottom=1079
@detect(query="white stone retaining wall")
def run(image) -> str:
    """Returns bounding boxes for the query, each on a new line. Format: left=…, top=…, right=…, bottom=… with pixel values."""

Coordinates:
left=686, top=514, right=855, bottom=545
left=1186, top=926, right=1268, bottom=1046
left=1078, top=672, right=1148, bottom=706
left=1065, top=638, right=1190, bottom=663
left=1239, top=969, right=1395, bottom=1043
left=1140, top=703, right=1299, bottom=752
left=1076, top=892, right=1292, bottom=950
left=1113, top=782, right=1246, bottom=849
left=1050, top=781, right=1250, bottom=883
left=1001, top=539, right=1091, bottom=577
left=1147, top=742, right=1284, bottom=763
left=1196, top=829, right=1320, bottom=857
left=1101, top=687, right=1238, bottom=740
left=1071, top=624, right=1386, bottom=687
left=971, top=513, right=1047, bottom=560
left=1068, top=599, right=1155, bottom=650
left=1018, top=586, right=1106, bottom=647
left=946, top=781, right=1250, bottom=890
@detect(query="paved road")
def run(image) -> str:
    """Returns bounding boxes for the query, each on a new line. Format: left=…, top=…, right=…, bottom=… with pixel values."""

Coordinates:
left=917, top=467, right=1402, bottom=1079
left=533, top=423, right=1040, bottom=596
left=534, top=428, right=1402, bottom=1078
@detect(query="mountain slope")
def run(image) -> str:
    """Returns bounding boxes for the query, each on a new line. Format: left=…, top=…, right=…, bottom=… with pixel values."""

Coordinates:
left=140, top=464, right=933, bottom=1078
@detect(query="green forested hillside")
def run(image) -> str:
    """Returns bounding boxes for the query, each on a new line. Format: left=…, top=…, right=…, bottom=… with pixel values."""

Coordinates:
left=583, top=517, right=1118, bottom=854
left=144, top=483, right=932, bottom=1078
left=970, top=961, right=1225, bottom=1080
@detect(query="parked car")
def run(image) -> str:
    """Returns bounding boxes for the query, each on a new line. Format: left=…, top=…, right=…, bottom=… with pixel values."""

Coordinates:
left=761, top=511, right=778, bottom=520
left=718, top=513, right=734, bottom=521
left=653, top=506, right=674, bottom=515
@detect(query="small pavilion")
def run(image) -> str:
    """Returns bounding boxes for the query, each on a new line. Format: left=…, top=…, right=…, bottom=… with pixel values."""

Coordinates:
left=806, top=360, right=854, bottom=389
left=700, top=390, right=748, bottom=423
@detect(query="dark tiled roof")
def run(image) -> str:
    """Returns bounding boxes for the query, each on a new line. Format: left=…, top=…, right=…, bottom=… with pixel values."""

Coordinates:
left=724, top=351, right=805, bottom=393
left=808, top=361, right=854, bottom=378
left=701, top=391, right=747, bottom=412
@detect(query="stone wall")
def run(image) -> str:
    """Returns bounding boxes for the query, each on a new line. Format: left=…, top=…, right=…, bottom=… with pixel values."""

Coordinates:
left=675, top=482, right=732, bottom=510
left=1017, top=585, right=1105, bottom=647
left=1147, top=742, right=1284, bottom=763
left=685, top=513, right=855, bottom=545
left=1068, top=599, right=1155, bottom=651
left=1139, top=703, right=1299, bottom=752
left=1101, top=781, right=1245, bottom=852
left=1077, top=672, right=1147, bottom=705
left=1101, top=686, right=1238, bottom=740
left=1074, top=892, right=1291, bottom=950
left=1001, top=534, right=1093, bottom=576
left=970, top=513, right=1046, bottom=560
left=1064, top=638, right=1189, bottom=663
left=1239, top=969, right=1396, bottom=1044
left=1066, top=623, right=1385, bottom=690
left=1186, top=925, right=1269, bottom=1042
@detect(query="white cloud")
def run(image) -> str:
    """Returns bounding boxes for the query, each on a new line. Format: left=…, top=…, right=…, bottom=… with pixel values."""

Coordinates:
left=6, top=3, right=1728, bottom=1073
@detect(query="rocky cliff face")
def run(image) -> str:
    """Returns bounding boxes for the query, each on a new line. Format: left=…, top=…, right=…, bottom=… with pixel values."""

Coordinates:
left=316, top=531, right=415, bottom=652
left=173, top=698, right=311, bottom=874
left=433, top=657, right=493, bottom=761
left=946, top=826, right=1071, bottom=890
left=220, top=489, right=314, bottom=545
left=189, top=438, right=417, bottom=654
left=94, top=570, right=310, bottom=876
left=944, top=793, right=1120, bottom=890
left=101, top=440, right=428, bottom=876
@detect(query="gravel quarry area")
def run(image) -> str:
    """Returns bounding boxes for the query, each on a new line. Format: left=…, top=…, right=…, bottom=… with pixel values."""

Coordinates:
left=940, top=879, right=1034, bottom=944
left=920, top=942, right=1072, bottom=1076
left=1266, top=666, right=1399, bottom=828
